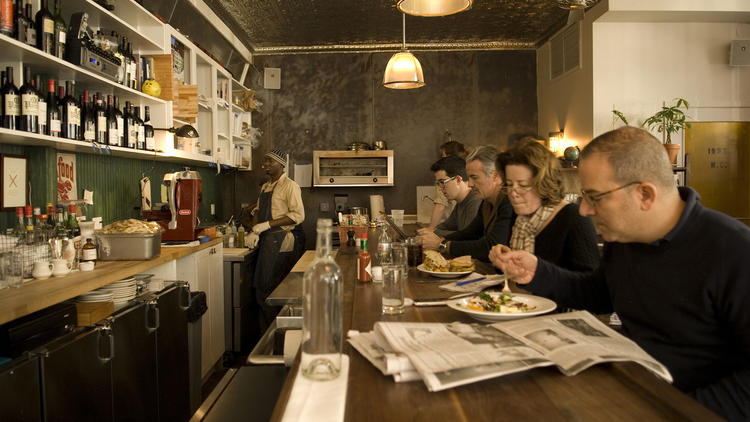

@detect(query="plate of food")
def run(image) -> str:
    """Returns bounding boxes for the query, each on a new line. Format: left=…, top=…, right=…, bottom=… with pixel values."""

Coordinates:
left=417, top=251, right=475, bottom=278
left=447, top=292, right=557, bottom=322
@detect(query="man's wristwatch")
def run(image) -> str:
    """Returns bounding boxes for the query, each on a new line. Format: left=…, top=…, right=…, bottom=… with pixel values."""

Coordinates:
left=438, top=240, right=448, bottom=254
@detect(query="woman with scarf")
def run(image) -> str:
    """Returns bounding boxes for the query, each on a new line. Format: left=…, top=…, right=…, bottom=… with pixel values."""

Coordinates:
left=490, top=138, right=599, bottom=273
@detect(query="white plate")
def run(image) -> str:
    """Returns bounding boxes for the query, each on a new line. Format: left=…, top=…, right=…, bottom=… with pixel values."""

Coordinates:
left=447, top=292, right=557, bottom=322
left=417, top=264, right=473, bottom=279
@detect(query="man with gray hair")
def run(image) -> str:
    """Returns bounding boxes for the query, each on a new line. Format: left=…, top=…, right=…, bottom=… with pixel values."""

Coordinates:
left=420, top=145, right=515, bottom=261
left=490, top=127, right=750, bottom=420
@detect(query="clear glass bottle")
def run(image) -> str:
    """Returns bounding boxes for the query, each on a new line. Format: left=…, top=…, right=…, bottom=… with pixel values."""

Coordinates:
left=377, top=223, right=392, bottom=265
left=301, top=218, right=343, bottom=380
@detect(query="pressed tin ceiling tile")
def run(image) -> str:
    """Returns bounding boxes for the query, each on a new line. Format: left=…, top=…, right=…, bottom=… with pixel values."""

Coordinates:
left=201, top=0, right=588, bottom=54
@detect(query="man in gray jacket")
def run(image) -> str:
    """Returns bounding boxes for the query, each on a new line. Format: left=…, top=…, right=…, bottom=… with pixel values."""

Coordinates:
left=419, top=156, right=482, bottom=237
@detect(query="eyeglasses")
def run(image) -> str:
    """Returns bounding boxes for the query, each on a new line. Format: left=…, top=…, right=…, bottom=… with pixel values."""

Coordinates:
left=436, top=175, right=457, bottom=188
left=580, top=181, right=641, bottom=206
left=501, top=183, right=534, bottom=195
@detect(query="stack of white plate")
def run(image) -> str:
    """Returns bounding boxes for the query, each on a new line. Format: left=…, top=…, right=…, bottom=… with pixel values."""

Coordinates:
left=97, top=278, right=138, bottom=305
left=76, top=291, right=114, bottom=303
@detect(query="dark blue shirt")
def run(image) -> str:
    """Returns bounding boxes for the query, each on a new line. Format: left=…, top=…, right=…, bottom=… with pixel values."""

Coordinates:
left=528, top=187, right=750, bottom=421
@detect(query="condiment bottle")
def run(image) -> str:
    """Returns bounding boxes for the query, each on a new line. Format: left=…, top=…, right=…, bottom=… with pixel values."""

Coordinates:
left=236, top=225, right=245, bottom=248
left=357, top=234, right=371, bottom=282
left=81, top=238, right=97, bottom=262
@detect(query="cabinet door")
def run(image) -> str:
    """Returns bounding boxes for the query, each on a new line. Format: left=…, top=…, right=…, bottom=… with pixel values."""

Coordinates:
left=207, top=245, right=225, bottom=372
left=195, top=248, right=213, bottom=377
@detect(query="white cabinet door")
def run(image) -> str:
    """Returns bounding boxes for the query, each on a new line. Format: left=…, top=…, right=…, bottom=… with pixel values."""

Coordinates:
left=207, top=244, right=225, bottom=373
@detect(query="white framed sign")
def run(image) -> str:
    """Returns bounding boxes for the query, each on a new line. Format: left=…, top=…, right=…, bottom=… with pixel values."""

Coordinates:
left=1, top=155, right=28, bottom=210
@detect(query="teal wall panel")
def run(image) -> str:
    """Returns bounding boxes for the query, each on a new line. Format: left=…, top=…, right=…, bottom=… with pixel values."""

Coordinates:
left=0, top=145, right=221, bottom=230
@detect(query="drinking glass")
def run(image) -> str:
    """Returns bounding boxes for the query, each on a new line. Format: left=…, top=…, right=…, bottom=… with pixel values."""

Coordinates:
left=382, top=265, right=405, bottom=315
left=406, top=237, right=423, bottom=267
left=6, top=253, right=23, bottom=288
left=391, top=209, right=404, bottom=227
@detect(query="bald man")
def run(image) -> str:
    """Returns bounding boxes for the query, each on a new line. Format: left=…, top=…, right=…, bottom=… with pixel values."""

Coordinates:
left=490, top=127, right=750, bottom=420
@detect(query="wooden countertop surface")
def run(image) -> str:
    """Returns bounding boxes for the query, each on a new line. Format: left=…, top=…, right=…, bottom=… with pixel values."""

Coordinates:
left=269, top=246, right=721, bottom=421
left=0, top=238, right=223, bottom=325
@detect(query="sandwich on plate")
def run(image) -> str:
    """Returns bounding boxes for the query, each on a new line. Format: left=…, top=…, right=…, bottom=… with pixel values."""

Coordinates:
left=423, top=250, right=475, bottom=272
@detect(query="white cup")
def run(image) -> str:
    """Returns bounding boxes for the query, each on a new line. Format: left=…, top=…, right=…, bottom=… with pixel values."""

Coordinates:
left=391, top=209, right=404, bottom=227
left=79, top=261, right=95, bottom=272
left=52, top=259, right=72, bottom=277
left=33, top=261, right=53, bottom=279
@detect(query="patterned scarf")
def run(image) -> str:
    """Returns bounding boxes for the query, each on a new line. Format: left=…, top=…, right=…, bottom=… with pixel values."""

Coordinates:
left=509, top=204, right=556, bottom=253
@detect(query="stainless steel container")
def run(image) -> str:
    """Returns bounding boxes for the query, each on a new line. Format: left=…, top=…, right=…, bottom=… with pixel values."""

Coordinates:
left=95, top=232, right=162, bottom=260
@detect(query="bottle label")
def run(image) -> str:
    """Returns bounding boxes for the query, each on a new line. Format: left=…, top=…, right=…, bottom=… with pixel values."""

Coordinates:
left=4, top=94, right=19, bottom=116
left=97, top=116, right=107, bottom=131
left=26, top=27, right=36, bottom=46
left=58, top=30, right=66, bottom=44
left=1, top=2, right=12, bottom=33
left=43, top=18, right=53, bottom=34
left=358, top=253, right=372, bottom=282
left=50, top=119, right=61, bottom=134
left=66, top=107, right=78, bottom=126
left=127, top=126, right=136, bottom=147
left=137, top=126, right=144, bottom=147
left=38, top=101, right=46, bottom=126
left=21, top=94, right=38, bottom=116
left=81, top=248, right=97, bottom=261
left=145, top=135, right=154, bottom=150
left=84, top=128, right=94, bottom=141
left=108, top=127, right=118, bottom=144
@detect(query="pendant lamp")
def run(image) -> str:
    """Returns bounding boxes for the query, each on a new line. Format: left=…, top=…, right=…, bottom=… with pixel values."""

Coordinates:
left=397, top=0, right=472, bottom=17
left=383, top=14, right=425, bottom=89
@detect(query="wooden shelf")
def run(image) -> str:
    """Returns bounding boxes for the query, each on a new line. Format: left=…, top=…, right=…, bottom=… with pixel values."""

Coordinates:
left=0, top=34, right=166, bottom=107
left=0, top=239, right=222, bottom=326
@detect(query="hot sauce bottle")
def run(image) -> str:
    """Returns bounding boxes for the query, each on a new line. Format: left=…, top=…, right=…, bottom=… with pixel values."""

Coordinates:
left=357, top=234, right=371, bottom=282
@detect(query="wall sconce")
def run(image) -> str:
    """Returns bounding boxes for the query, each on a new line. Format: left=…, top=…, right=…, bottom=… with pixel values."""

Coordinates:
left=154, top=124, right=200, bottom=138
left=548, top=131, right=564, bottom=154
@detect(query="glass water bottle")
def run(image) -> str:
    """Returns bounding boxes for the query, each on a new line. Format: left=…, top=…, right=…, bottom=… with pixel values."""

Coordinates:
left=301, top=218, right=343, bottom=380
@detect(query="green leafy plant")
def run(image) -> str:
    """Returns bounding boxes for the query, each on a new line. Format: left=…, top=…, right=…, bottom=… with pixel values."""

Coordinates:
left=612, top=109, right=629, bottom=127
left=642, top=98, right=690, bottom=144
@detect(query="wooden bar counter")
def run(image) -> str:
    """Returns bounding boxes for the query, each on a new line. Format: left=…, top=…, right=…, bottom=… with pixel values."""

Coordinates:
left=269, top=246, right=721, bottom=421
left=0, top=238, right=223, bottom=325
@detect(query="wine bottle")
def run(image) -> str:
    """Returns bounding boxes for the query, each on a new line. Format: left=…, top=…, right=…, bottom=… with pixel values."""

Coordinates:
left=143, top=105, right=154, bottom=151
left=1, top=66, right=19, bottom=130
left=52, top=0, right=64, bottom=59
left=113, top=95, right=123, bottom=146
left=47, top=79, right=60, bottom=137
left=34, top=0, right=54, bottom=54
left=0, top=0, right=13, bottom=37
left=94, top=93, right=107, bottom=144
left=127, top=42, right=137, bottom=89
left=19, top=66, right=38, bottom=133
left=35, top=75, right=46, bottom=135
left=61, top=81, right=80, bottom=140
left=133, top=105, right=144, bottom=149
left=80, top=90, right=94, bottom=142
left=106, top=94, right=118, bottom=145
left=14, top=0, right=30, bottom=45
left=23, top=0, right=35, bottom=47
left=123, top=100, right=135, bottom=148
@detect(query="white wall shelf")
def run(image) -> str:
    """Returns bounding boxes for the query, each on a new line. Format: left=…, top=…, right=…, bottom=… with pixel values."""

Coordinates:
left=62, top=0, right=164, bottom=52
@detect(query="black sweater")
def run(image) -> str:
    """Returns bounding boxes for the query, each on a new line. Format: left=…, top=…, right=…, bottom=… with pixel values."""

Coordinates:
left=534, top=203, right=599, bottom=272
left=527, top=187, right=750, bottom=421
left=446, top=195, right=515, bottom=261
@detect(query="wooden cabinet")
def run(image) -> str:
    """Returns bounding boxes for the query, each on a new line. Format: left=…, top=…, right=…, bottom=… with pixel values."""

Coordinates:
left=177, top=243, right=224, bottom=378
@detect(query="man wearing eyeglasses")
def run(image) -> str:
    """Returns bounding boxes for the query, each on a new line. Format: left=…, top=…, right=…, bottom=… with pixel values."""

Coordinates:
left=490, top=127, right=750, bottom=420
left=420, top=146, right=515, bottom=261
left=418, top=156, right=481, bottom=238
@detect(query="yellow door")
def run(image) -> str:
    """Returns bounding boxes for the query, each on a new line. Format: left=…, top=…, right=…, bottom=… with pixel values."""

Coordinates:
left=685, top=122, right=750, bottom=225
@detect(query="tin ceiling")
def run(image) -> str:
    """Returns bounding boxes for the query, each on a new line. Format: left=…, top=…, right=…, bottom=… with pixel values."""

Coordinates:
left=201, top=0, right=584, bottom=55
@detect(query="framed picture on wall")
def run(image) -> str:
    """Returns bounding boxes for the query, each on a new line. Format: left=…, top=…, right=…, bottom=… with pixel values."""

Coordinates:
left=1, top=154, right=29, bottom=210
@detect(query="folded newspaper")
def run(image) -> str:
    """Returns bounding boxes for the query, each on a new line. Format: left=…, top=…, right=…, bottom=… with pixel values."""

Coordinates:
left=349, top=310, right=672, bottom=392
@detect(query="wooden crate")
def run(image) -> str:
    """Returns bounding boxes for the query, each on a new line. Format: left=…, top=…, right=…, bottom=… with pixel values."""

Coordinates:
left=174, top=83, right=198, bottom=122
left=150, top=54, right=178, bottom=101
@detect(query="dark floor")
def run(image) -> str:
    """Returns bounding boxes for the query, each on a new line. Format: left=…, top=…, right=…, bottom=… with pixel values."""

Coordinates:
left=201, top=352, right=248, bottom=401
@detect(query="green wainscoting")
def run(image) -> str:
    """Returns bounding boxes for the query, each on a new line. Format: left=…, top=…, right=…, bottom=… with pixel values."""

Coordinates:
left=0, top=145, right=221, bottom=230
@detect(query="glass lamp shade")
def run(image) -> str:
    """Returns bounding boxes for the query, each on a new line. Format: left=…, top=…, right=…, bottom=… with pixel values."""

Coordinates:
left=174, top=124, right=199, bottom=138
left=383, top=51, right=425, bottom=89
left=397, top=0, right=472, bottom=17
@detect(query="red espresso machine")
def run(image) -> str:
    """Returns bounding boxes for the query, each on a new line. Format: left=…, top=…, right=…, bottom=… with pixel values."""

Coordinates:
left=144, top=169, right=202, bottom=241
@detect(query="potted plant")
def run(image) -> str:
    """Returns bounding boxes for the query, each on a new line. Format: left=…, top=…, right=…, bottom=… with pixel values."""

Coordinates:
left=642, top=98, right=690, bottom=164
